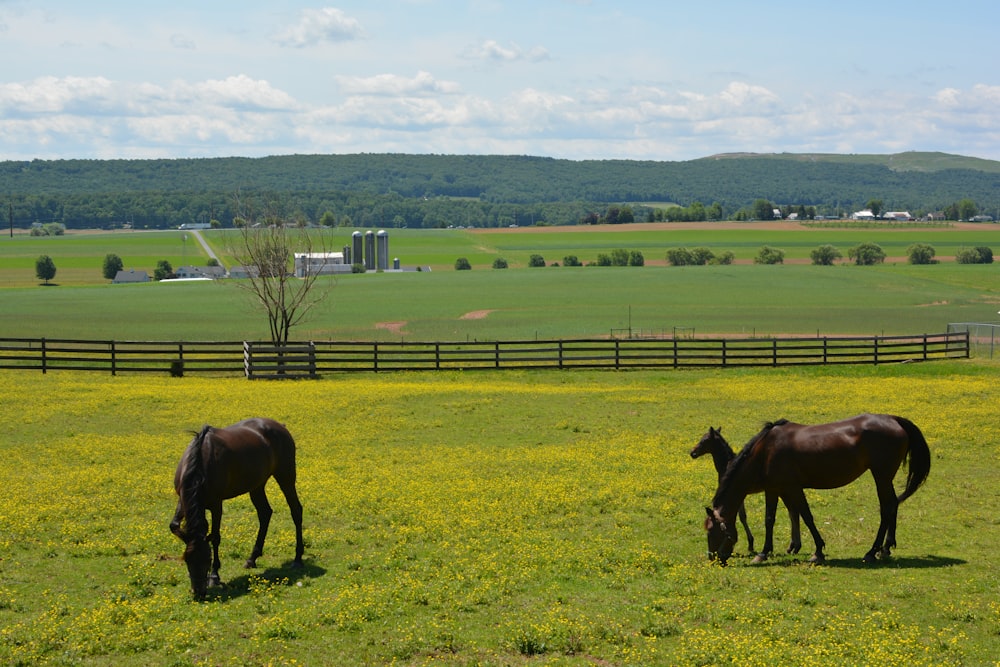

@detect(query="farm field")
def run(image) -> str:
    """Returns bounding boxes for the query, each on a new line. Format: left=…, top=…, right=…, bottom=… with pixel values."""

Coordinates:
left=1, top=224, right=999, bottom=341
left=0, top=362, right=997, bottom=665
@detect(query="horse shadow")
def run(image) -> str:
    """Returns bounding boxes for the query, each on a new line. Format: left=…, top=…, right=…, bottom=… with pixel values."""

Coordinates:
left=746, top=554, right=966, bottom=570
left=205, top=559, right=327, bottom=602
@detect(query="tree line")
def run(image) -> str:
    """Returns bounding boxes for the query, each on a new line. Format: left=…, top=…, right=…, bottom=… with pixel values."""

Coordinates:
left=4, top=153, right=1000, bottom=230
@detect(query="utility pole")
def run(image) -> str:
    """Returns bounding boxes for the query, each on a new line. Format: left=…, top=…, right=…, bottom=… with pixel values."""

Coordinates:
left=8, top=201, right=12, bottom=238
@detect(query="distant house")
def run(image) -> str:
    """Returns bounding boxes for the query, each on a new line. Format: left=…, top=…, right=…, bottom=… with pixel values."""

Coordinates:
left=883, top=211, right=913, bottom=221
left=228, top=265, right=259, bottom=279
left=175, top=265, right=226, bottom=279
left=113, top=269, right=150, bottom=284
left=970, top=215, right=995, bottom=223
left=851, top=209, right=876, bottom=220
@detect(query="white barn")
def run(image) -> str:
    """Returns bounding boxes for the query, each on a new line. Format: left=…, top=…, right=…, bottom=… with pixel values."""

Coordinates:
left=293, top=252, right=350, bottom=277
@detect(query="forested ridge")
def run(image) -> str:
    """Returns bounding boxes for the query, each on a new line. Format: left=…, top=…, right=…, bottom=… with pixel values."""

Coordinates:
left=4, top=152, right=999, bottom=229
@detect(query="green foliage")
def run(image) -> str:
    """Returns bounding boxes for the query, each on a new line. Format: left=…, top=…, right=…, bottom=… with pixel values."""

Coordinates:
left=666, top=248, right=693, bottom=266
left=153, top=259, right=174, bottom=281
left=628, top=250, right=644, bottom=267
left=528, top=254, right=546, bottom=267
left=849, top=242, right=887, bottom=265
left=29, top=222, right=66, bottom=236
left=4, top=153, right=1000, bottom=230
left=454, top=257, right=472, bottom=270
left=35, top=254, right=56, bottom=284
left=562, top=255, right=582, bottom=267
left=810, top=244, right=843, bottom=265
left=906, top=243, right=936, bottom=265
left=492, top=257, right=509, bottom=269
left=712, top=250, right=735, bottom=265
left=351, top=263, right=366, bottom=273
left=754, top=246, right=785, bottom=264
left=955, top=246, right=994, bottom=264
left=102, top=253, right=124, bottom=280
left=609, top=248, right=630, bottom=266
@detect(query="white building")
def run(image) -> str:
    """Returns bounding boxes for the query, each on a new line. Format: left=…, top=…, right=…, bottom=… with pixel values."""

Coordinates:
left=883, top=211, right=913, bottom=221
left=293, top=252, right=350, bottom=277
left=851, top=209, right=876, bottom=220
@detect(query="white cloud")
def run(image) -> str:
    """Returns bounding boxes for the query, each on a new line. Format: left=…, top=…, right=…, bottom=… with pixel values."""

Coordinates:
left=272, top=7, right=363, bottom=48
left=334, top=71, right=461, bottom=96
left=462, top=39, right=549, bottom=63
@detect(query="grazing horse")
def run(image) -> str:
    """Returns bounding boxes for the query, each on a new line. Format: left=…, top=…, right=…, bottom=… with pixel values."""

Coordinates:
left=691, top=427, right=803, bottom=557
left=170, top=418, right=304, bottom=599
left=704, top=414, right=930, bottom=565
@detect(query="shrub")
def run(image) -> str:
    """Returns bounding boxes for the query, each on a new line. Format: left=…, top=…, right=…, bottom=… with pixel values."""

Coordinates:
left=712, top=251, right=735, bottom=265
left=454, top=257, right=472, bottom=270
left=955, top=246, right=994, bottom=264
left=528, top=254, right=546, bottom=267
left=754, top=246, right=785, bottom=265
left=690, top=247, right=715, bottom=265
left=35, top=254, right=57, bottom=284
left=492, top=257, right=508, bottom=269
left=595, top=253, right=612, bottom=266
left=351, top=263, right=366, bottom=273
left=810, top=245, right=842, bottom=266
left=907, top=243, right=936, bottom=265
left=563, top=255, right=582, bottom=267
left=666, top=248, right=694, bottom=266
left=628, top=250, right=645, bottom=266
left=848, top=242, right=886, bottom=265
left=610, top=249, right=630, bottom=266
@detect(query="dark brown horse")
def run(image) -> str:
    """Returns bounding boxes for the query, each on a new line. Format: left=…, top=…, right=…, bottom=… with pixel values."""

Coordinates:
left=704, top=414, right=930, bottom=565
left=170, top=418, right=304, bottom=599
left=691, top=426, right=802, bottom=557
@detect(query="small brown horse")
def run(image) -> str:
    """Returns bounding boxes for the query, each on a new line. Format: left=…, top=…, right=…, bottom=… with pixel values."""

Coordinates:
left=691, top=426, right=802, bottom=557
left=705, top=414, right=930, bottom=565
left=170, top=418, right=304, bottom=599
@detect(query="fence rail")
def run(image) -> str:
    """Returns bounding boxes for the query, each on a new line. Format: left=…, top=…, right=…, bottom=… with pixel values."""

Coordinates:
left=0, top=332, right=970, bottom=377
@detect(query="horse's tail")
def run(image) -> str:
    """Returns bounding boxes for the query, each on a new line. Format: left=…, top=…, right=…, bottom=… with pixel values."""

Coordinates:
left=179, top=425, right=212, bottom=537
left=893, top=416, right=931, bottom=504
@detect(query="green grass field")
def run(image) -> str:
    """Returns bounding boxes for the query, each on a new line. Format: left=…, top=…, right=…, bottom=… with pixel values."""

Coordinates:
left=1, top=224, right=998, bottom=341
left=1, top=362, right=997, bottom=665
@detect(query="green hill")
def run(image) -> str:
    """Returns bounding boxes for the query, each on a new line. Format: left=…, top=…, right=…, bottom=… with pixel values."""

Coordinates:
left=3, top=152, right=999, bottom=229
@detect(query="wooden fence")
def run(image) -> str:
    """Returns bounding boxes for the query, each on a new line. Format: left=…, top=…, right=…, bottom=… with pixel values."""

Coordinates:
left=0, top=332, right=970, bottom=377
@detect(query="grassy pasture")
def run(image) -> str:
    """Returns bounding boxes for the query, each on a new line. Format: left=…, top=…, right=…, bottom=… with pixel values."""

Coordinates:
left=1, top=225, right=998, bottom=341
left=0, top=363, right=997, bottom=665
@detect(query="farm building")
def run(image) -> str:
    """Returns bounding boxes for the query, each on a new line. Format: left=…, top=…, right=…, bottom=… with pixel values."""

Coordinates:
left=293, top=252, right=351, bottom=277
left=112, top=269, right=150, bottom=283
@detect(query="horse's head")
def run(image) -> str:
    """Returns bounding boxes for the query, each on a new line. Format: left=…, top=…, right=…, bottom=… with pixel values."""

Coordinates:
left=690, top=426, right=723, bottom=459
left=704, top=506, right=737, bottom=565
left=182, top=533, right=212, bottom=600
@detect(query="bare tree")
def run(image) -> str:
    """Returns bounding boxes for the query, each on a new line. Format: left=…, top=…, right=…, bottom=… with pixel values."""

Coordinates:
left=228, top=194, right=332, bottom=345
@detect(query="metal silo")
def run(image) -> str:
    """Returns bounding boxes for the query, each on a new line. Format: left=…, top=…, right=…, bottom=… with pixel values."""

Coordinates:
left=351, top=231, right=363, bottom=267
left=376, top=230, right=389, bottom=271
left=364, top=230, right=375, bottom=270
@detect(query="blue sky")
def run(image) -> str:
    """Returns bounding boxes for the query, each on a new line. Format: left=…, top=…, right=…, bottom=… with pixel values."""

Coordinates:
left=2, top=0, right=998, bottom=161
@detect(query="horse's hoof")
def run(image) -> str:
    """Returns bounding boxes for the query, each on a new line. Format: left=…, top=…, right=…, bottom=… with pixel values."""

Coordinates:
left=807, top=554, right=825, bottom=564
left=244, top=559, right=258, bottom=569
left=291, top=560, right=304, bottom=569
left=751, top=554, right=768, bottom=564
left=862, top=553, right=878, bottom=565
left=207, top=575, right=222, bottom=588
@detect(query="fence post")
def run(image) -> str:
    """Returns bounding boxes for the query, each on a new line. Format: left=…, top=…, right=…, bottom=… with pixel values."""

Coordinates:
left=495, top=341, right=500, bottom=368
left=773, top=339, right=778, bottom=366
left=923, top=334, right=928, bottom=361
left=309, top=341, right=316, bottom=377
left=874, top=336, right=879, bottom=365
left=41, top=337, right=47, bottom=374
left=721, top=339, right=727, bottom=367
left=110, top=340, right=116, bottom=376
left=614, top=339, right=620, bottom=369
left=823, top=337, right=828, bottom=365
left=558, top=340, right=564, bottom=369
left=243, top=341, right=252, bottom=379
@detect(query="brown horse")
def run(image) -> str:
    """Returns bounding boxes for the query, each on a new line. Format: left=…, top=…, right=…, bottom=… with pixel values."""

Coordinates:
left=704, top=414, right=930, bottom=565
left=691, top=426, right=802, bottom=557
left=170, top=418, right=304, bottom=599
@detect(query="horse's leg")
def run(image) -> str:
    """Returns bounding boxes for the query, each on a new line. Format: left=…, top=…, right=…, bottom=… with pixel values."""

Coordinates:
left=782, top=500, right=802, bottom=554
left=208, top=504, right=223, bottom=587
left=865, top=475, right=900, bottom=564
left=275, top=475, right=305, bottom=566
left=246, top=486, right=273, bottom=568
left=737, top=501, right=755, bottom=555
left=752, top=492, right=779, bottom=563
left=784, top=489, right=826, bottom=563
left=169, top=501, right=185, bottom=540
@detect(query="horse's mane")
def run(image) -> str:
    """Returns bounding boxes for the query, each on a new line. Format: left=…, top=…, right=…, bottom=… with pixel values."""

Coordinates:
left=179, top=425, right=212, bottom=539
left=712, top=419, right=788, bottom=506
